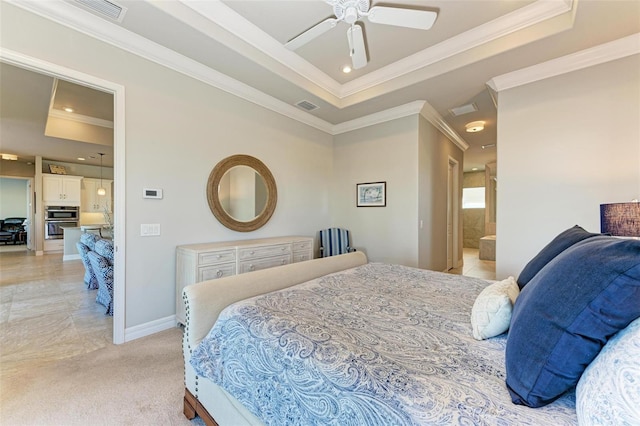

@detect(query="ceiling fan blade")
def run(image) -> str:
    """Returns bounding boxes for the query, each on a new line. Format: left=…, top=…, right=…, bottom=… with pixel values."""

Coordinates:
left=367, top=6, right=437, bottom=30
left=285, top=18, right=338, bottom=51
left=347, top=25, right=367, bottom=69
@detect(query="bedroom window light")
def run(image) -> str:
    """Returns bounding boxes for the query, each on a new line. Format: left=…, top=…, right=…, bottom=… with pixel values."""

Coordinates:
left=463, top=187, right=485, bottom=209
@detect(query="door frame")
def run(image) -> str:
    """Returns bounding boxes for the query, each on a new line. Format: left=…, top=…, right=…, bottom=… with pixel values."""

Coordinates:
left=447, top=156, right=460, bottom=269
left=1, top=48, right=127, bottom=344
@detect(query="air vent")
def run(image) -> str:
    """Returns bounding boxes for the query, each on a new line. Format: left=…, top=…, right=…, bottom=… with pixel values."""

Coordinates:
left=73, top=0, right=127, bottom=22
left=295, top=100, right=319, bottom=112
left=449, top=103, right=477, bottom=117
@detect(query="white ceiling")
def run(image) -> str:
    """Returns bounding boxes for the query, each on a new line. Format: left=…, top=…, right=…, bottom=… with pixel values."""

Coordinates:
left=1, top=0, right=639, bottom=171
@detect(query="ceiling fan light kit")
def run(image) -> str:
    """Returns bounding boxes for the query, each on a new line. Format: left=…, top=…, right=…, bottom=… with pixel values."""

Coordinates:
left=285, top=0, right=437, bottom=70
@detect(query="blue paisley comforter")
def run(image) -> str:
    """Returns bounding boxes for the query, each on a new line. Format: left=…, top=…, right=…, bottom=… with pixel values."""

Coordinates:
left=191, top=263, right=577, bottom=425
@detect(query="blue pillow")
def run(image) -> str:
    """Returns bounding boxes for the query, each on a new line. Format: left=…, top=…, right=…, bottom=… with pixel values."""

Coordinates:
left=516, top=225, right=601, bottom=289
left=506, top=236, right=640, bottom=408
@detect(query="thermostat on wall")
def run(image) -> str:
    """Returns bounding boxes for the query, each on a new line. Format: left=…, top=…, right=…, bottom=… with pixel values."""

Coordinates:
left=143, top=188, right=163, bottom=199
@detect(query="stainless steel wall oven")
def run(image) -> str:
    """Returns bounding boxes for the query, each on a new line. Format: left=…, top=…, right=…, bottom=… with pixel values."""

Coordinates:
left=44, top=206, right=79, bottom=240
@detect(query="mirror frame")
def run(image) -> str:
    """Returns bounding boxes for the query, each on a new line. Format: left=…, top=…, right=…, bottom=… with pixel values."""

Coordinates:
left=207, top=154, right=277, bottom=232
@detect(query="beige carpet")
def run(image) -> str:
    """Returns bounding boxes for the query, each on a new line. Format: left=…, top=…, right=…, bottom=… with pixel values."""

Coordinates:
left=0, top=327, right=203, bottom=425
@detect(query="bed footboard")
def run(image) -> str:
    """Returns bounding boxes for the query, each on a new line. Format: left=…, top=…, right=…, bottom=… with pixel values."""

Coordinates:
left=182, top=251, right=368, bottom=425
left=183, top=251, right=367, bottom=347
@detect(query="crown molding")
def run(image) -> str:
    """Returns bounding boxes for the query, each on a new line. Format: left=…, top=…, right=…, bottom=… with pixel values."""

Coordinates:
left=341, top=0, right=574, bottom=97
left=7, top=0, right=472, bottom=138
left=48, top=109, right=114, bottom=128
left=177, top=1, right=342, bottom=99
left=7, top=0, right=334, bottom=134
left=173, top=0, right=576, bottom=102
left=331, top=100, right=469, bottom=152
left=419, top=103, right=469, bottom=152
left=176, top=0, right=575, bottom=101
left=487, top=33, right=640, bottom=92
left=331, top=100, right=425, bottom=135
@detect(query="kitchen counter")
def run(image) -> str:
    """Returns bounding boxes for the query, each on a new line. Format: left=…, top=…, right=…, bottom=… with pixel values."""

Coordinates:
left=62, top=226, right=82, bottom=261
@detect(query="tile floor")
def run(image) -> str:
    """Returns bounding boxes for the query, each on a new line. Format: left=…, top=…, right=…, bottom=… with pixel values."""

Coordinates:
left=448, top=247, right=497, bottom=281
left=0, top=248, right=112, bottom=381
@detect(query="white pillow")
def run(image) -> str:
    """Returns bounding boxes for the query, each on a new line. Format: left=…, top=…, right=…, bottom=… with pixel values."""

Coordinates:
left=471, top=276, right=519, bottom=340
left=576, top=317, right=640, bottom=425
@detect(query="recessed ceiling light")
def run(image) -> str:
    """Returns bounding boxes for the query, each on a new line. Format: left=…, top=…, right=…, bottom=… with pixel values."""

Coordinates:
left=472, top=167, right=478, bottom=171
left=342, top=65, right=352, bottom=73
left=465, top=121, right=485, bottom=132
left=77, top=157, right=86, bottom=161
left=63, top=107, right=74, bottom=113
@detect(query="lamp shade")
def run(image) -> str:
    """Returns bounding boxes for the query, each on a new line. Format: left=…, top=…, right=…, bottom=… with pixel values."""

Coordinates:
left=600, top=202, right=640, bottom=237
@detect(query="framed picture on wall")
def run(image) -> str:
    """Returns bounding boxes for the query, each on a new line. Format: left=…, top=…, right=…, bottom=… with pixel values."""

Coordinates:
left=49, top=165, right=67, bottom=175
left=356, top=182, right=386, bottom=207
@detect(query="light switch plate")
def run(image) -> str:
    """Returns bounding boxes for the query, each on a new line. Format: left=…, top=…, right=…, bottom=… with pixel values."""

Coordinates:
left=140, top=223, right=160, bottom=236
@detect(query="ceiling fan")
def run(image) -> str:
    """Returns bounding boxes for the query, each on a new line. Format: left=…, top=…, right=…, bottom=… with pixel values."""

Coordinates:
left=285, top=0, right=438, bottom=70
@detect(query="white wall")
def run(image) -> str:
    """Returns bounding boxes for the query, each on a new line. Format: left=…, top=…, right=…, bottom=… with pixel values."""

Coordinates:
left=418, top=116, right=464, bottom=271
left=0, top=177, right=28, bottom=218
left=332, top=116, right=420, bottom=266
left=496, top=54, right=640, bottom=279
left=1, top=4, right=333, bottom=328
left=332, top=115, right=464, bottom=269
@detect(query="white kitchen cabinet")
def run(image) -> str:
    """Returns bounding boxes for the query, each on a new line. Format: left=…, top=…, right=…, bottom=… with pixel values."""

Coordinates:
left=175, top=236, right=314, bottom=325
left=42, top=174, right=82, bottom=205
left=81, top=178, right=113, bottom=212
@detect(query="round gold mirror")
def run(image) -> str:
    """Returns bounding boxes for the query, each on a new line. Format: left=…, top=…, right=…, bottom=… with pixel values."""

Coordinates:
left=207, top=155, right=277, bottom=232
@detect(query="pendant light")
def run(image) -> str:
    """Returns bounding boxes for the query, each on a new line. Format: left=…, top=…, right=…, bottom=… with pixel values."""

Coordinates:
left=97, top=153, right=106, bottom=196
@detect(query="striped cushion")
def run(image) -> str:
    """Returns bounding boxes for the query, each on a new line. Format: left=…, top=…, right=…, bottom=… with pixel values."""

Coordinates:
left=319, top=228, right=353, bottom=257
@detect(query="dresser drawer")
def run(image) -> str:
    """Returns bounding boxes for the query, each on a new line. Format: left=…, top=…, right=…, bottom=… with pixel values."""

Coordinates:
left=293, top=252, right=312, bottom=263
left=239, top=254, right=290, bottom=274
left=198, top=263, right=236, bottom=281
left=199, top=249, right=236, bottom=266
left=293, top=239, right=312, bottom=252
left=238, top=243, right=291, bottom=260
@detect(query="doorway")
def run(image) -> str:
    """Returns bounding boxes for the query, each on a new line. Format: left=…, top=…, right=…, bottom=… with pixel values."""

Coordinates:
left=0, top=50, right=126, bottom=344
left=0, top=176, right=32, bottom=251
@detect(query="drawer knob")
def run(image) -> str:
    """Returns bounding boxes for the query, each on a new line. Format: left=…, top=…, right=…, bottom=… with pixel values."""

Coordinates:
left=250, top=251, right=255, bottom=255
left=281, top=259, right=286, bottom=264
left=249, top=264, right=255, bottom=271
left=216, top=270, right=223, bottom=278
left=216, top=255, right=221, bottom=259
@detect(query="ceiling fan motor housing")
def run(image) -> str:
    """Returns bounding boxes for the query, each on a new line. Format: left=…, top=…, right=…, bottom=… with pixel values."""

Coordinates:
left=333, top=0, right=370, bottom=23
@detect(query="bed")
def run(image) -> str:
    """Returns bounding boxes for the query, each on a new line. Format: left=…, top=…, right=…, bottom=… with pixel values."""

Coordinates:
left=182, top=229, right=640, bottom=426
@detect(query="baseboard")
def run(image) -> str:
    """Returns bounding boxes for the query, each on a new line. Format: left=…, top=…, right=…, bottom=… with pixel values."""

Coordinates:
left=124, top=314, right=177, bottom=342
left=63, top=254, right=81, bottom=261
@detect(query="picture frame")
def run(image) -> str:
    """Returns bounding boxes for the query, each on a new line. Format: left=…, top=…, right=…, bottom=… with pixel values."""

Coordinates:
left=49, top=165, right=67, bottom=175
left=356, top=181, right=386, bottom=207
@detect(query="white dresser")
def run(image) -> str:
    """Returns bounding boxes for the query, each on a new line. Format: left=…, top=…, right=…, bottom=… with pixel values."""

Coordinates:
left=175, top=236, right=313, bottom=325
